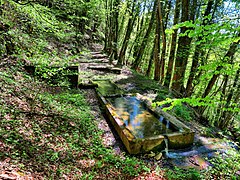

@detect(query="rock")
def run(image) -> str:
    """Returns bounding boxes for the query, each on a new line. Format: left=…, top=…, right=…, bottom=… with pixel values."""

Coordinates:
left=148, top=151, right=156, bottom=158
left=155, top=152, right=163, bottom=160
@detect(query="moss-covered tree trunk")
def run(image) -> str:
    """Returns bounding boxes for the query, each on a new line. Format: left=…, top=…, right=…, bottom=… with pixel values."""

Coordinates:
left=109, top=0, right=120, bottom=63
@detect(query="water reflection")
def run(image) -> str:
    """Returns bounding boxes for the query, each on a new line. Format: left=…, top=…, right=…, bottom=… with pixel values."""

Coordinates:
left=108, top=96, right=177, bottom=138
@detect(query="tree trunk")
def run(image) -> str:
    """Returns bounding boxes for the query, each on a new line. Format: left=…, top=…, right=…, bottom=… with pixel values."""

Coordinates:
left=132, top=0, right=157, bottom=70
left=218, top=64, right=240, bottom=129
left=164, top=0, right=180, bottom=87
left=202, top=37, right=240, bottom=98
left=185, top=0, right=214, bottom=96
left=105, top=0, right=114, bottom=55
left=158, top=0, right=169, bottom=84
left=146, top=42, right=155, bottom=77
left=153, top=0, right=161, bottom=81
left=172, top=0, right=196, bottom=93
left=104, top=0, right=109, bottom=52
left=118, top=2, right=129, bottom=43
left=109, top=0, right=120, bottom=63
left=117, top=0, right=138, bottom=66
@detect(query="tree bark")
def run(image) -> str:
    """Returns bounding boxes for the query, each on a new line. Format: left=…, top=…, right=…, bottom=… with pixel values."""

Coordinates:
left=117, top=0, right=138, bottom=66
left=146, top=42, right=155, bottom=77
left=109, top=0, right=120, bottom=63
left=132, top=0, right=157, bottom=70
left=153, top=0, right=161, bottom=81
left=172, top=0, right=197, bottom=93
left=185, top=0, right=214, bottom=96
left=104, top=0, right=109, bottom=52
left=218, top=64, right=240, bottom=129
left=164, top=0, right=180, bottom=87
left=158, top=0, right=170, bottom=84
left=202, top=37, right=240, bottom=98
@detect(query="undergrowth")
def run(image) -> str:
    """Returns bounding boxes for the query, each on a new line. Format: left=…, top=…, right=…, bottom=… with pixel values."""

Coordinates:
left=0, top=63, right=149, bottom=179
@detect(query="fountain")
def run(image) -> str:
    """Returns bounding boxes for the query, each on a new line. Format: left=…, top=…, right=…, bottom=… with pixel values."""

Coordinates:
left=107, top=96, right=177, bottom=139
left=94, top=80, right=195, bottom=154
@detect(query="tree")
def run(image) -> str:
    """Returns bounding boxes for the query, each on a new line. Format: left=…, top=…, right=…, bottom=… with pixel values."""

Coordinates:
left=185, top=0, right=215, bottom=97
left=171, top=0, right=197, bottom=93
left=164, top=0, right=180, bottom=88
left=132, top=0, right=156, bottom=70
left=218, top=63, right=240, bottom=129
left=202, top=34, right=240, bottom=98
left=153, top=0, right=161, bottom=81
left=104, top=0, right=120, bottom=63
left=158, top=0, right=171, bottom=84
left=118, top=0, right=138, bottom=66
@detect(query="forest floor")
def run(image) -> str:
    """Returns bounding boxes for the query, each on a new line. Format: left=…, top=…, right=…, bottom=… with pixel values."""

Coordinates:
left=0, top=47, right=239, bottom=179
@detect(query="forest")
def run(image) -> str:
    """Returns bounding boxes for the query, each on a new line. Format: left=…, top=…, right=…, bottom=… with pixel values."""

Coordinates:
left=0, top=0, right=239, bottom=179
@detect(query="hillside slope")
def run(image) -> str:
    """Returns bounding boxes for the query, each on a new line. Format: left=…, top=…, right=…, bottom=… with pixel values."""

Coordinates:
left=0, top=1, right=239, bottom=179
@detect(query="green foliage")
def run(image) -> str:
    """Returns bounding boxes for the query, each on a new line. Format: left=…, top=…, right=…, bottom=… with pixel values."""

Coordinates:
left=0, top=71, right=16, bottom=85
left=173, top=105, right=192, bottom=121
left=153, top=96, right=240, bottom=114
left=35, top=66, right=75, bottom=87
left=204, top=149, right=240, bottom=179
left=165, top=167, right=202, bottom=180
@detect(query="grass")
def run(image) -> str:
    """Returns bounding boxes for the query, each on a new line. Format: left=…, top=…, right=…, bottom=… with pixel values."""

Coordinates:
left=0, top=62, right=151, bottom=179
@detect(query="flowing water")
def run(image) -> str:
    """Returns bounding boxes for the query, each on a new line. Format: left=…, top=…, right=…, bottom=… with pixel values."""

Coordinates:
left=164, top=138, right=169, bottom=157
left=108, top=96, right=178, bottom=138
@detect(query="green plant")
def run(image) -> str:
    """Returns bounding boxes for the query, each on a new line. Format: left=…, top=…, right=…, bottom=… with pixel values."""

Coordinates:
left=165, top=167, right=202, bottom=180
left=174, top=105, right=192, bottom=121
left=204, top=149, right=240, bottom=179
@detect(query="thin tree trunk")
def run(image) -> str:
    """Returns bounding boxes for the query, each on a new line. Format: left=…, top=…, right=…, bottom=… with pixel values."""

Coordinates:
left=118, top=0, right=138, bottom=66
left=118, top=1, right=130, bottom=43
left=214, top=74, right=229, bottom=124
left=131, top=3, right=153, bottom=63
left=106, top=0, right=113, bottom=55
left=164, top=0, right=180, bottom=87
left=109, top=0, right=120, bottom=63
left=146, top=42, right=155, bottom=77
left=104, top=0, right=109, bottom=52
left=218, top=64, right=240, bottom=128
left=185, top=0, right=214, bottom=96
left=202, top=37, right=240, bottom=98
left=158, top=0, right=169, bottom=84
left=132, top=0, right=157, bottom=70
left=153, top=0, right=161, bottom=81
left=137, top=0, right=146, bottom=32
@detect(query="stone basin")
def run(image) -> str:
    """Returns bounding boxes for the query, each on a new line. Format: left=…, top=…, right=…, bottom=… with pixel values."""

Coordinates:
left=94, top=80, right=194, bottom=154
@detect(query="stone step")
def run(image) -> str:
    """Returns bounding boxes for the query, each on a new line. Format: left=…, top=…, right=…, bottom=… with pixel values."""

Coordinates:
left=87, top=66, right=121, bottom=74
left=78, top=58, right=109, bottom=63
left=91, top=51, right=103, bottom=55
left=91, top=54, right=108, bottom=59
